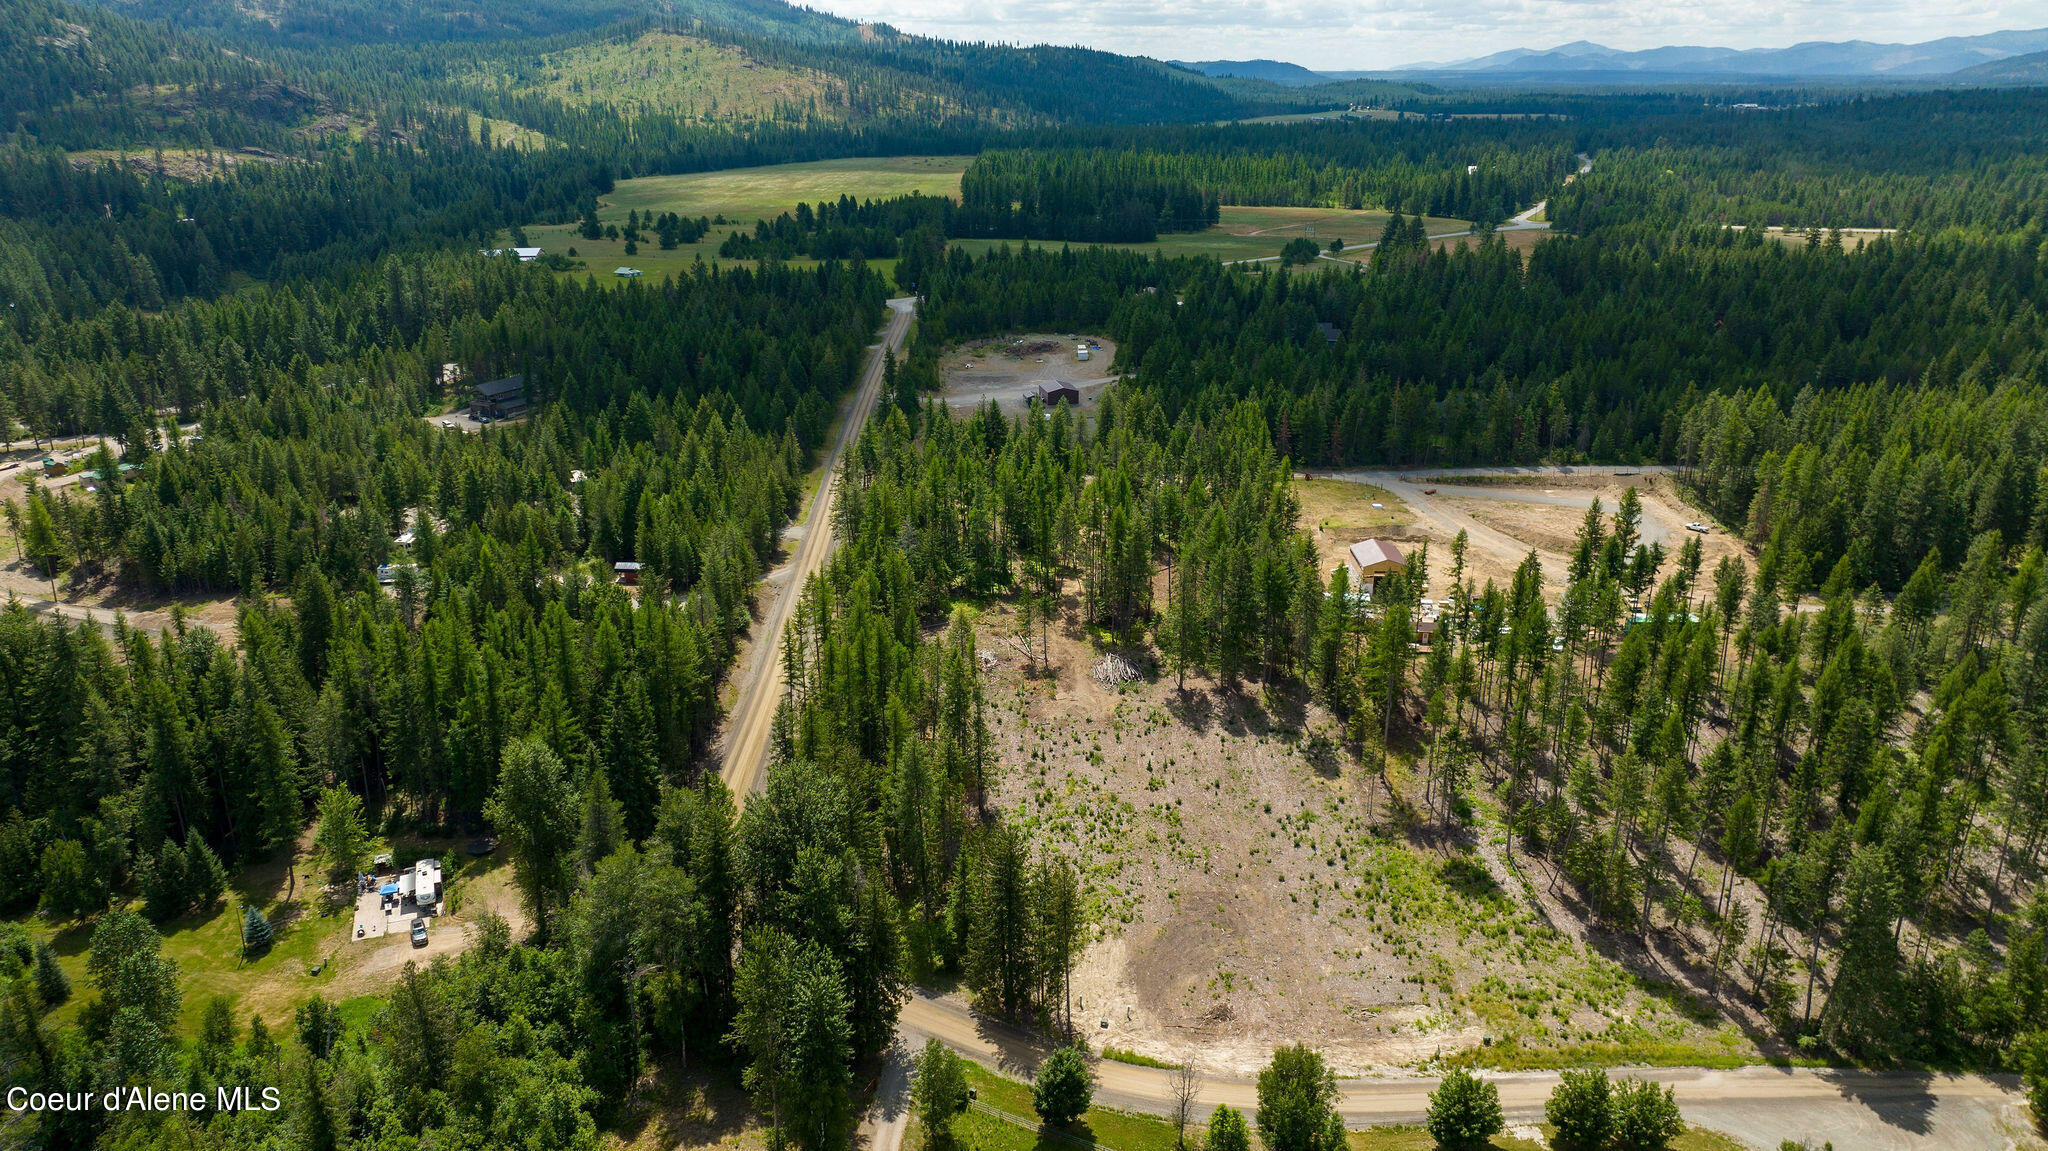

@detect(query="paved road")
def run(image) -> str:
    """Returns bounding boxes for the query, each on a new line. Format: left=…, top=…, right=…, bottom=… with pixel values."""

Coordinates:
left=717, top=297, right=915, bottom=807
left=877, top=990, right=2036, bottom=1151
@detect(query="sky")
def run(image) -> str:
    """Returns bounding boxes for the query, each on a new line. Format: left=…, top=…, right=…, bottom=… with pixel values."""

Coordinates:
left=800, top=0, right=2036, bottom=70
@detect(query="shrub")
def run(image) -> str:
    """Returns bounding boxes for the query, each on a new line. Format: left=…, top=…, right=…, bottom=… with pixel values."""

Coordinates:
left=1610, top=1077, right=1684, bottom=1151
left=1033, top=1043, right=1094, bottom=1126
left=1207, top=1105, right=1251, bottom=1151
left=1281, top=237, right=1322, bottom=265
left=1546, top=1068, right=1612, bottom=1151
left=913, top=1038, right=969, bottom=1139
left=1426, top=1067, right=1504, bottom=1149
left=1320, top=1109, right=1347, bottom=1151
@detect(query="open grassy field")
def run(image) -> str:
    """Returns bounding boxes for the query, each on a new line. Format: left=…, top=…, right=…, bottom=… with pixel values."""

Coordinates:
left=517, top=163, right=1467, bottom=283
left=513, top=156, right=969, bottom=286
left=605, top=155, right=971, bottom=222
left=950, top=206, right=1469, bottom=265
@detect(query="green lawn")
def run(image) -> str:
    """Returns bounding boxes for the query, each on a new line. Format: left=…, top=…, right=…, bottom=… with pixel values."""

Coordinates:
left=958, top=1063, right=1179, bottom=1151
left=1346, top=1126, right=1543, bottom=1150
left=24, top=833, right=501, bottom=1040
left=1346, top=1125, right=1739, bottom=1151
left=33, top=849, right=354, bottom=1038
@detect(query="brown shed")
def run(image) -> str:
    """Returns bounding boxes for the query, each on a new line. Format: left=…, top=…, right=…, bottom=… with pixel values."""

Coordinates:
left=1033, top=381, right=1081, bottom=407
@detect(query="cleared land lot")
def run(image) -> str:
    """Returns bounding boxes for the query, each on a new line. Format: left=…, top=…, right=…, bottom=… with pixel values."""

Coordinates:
left=934, top=333, right=1118, bottom=418
left=1731, top=224, right=1898, bottom=251
left=456, top=31, right=865, bottom=125
left=1308, top=468, right=1748, bottom=604
left=973, top=597, right=1751, bottom=1078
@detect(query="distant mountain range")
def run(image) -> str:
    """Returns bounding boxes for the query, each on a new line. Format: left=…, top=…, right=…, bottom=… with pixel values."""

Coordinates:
left=1183, top=27, right=2048, bottom=85
left=1949, top=48, right=2048, bottom=83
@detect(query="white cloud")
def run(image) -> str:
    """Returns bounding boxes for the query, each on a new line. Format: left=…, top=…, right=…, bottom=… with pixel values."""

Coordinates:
left=810, top=0, right=2037, bottom=70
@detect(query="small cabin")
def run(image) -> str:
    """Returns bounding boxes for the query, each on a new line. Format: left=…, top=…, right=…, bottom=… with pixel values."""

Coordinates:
left=614, top=266, right=643, bottom=278
left=614, top=561, right=642, bottom=586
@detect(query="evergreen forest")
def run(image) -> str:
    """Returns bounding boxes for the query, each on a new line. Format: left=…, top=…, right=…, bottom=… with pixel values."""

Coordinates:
left=3, top=0, right=2048, bottom=1147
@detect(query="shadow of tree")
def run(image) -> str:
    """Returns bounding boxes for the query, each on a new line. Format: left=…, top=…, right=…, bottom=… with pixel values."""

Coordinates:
left=1817, top=1067, right=1937, bottom=1135
left=611, top=1056, right=756, bottom=1150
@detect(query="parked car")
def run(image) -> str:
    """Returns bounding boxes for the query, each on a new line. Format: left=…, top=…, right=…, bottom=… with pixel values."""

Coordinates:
left=440, top=420, right=454, bottom=429
left=410, top=920, right=429, bottom=947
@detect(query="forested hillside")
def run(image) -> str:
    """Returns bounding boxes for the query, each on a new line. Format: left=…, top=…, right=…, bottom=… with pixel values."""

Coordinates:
left=3, top=0, right=353, bottom=153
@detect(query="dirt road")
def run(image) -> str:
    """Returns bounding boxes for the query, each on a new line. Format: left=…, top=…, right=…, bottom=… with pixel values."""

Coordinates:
left=1346, top=465, right=1685, bottom=547
left=1319, top=465, right=1697, bottom=598
left=717, top=297, right=915, bottom=806
left=885, top=991, right=2035, bottom=1151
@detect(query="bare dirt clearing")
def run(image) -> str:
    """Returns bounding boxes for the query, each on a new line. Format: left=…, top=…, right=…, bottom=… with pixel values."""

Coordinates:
left=1312, top=470, right=1749, bottom=606
left=324, top=853, right=528, bottom=1001
left=973, top=599, right=1745, bottom=1077
left=0, top=547, right=241, bottom=643
left=935, top=334, right=1117, bottom=418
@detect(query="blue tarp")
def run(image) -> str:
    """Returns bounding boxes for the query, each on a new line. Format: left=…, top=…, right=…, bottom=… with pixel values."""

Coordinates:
left=379, top=883, right=399, bottom=895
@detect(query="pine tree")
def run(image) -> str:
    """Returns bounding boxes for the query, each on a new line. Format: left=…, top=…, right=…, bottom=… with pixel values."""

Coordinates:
left=486, top=738, right=579, bottom=941
left=242, top=903, right=274, bottom=955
